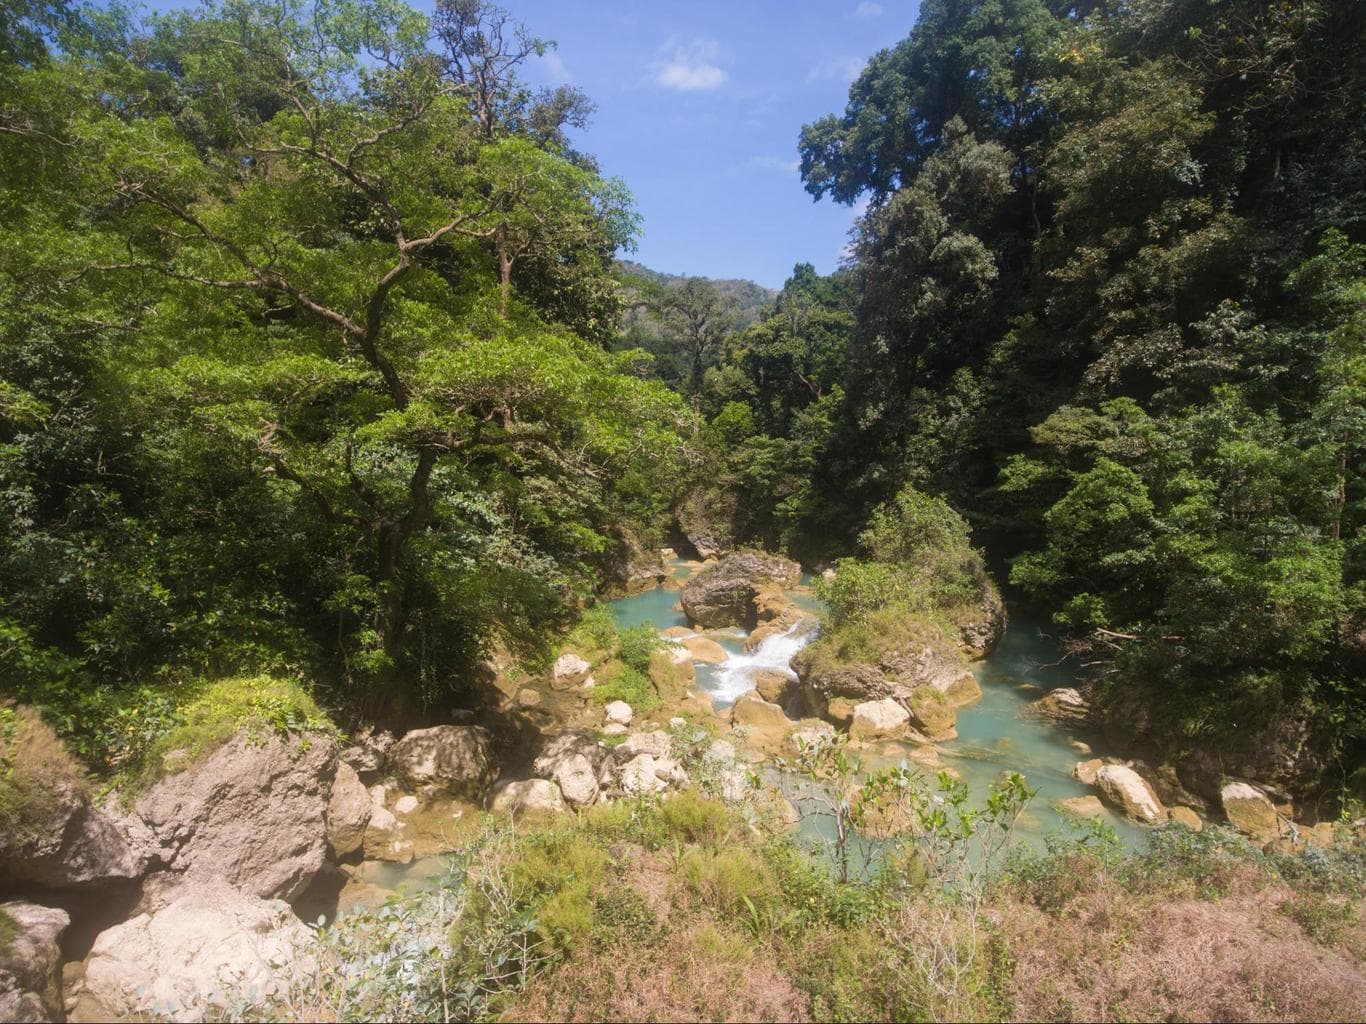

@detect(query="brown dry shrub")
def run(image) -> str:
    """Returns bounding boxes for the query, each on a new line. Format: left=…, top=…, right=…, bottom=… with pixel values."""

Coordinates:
left=0, top=704, right=86, bottom=845
left=997, top=882, right=1366, bottom=1022
left=509, top=917, right=809, bottom=1022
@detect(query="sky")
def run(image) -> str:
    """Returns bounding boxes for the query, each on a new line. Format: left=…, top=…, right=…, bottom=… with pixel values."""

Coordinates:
left=139, top=0, right=922, bottom=288
left=505, top=0, right=921, bottom=288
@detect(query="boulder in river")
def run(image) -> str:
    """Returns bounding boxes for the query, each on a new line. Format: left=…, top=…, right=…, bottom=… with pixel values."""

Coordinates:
left=0, top=901, right=69, bottom=1022
left=1027, top=687, right=1091, bottom=723
left=731, top=691, right=795, bottom=750
left=387, top=725, right=496, bottom=801
left=849, top=698, right=910, bottom=741
left=680, top=552, right=801, bottom=629
left=1094, top=764, right=1166, bottom=824
left=83, top=878, right=313, bottom=1022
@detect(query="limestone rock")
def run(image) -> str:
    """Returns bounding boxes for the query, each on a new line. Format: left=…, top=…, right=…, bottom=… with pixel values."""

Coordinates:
left=1095, top=764, right=1165, bottom=824
left=731, top=692, right=793, bottom=749
left=1028, top=687, right=1091, bottom=722
left=908, top=686, right=958, bottom=742
left=614, top=730, right=672, bottom=761
left=618, top=754, right=667, bottom=795
left=958, top=584, right=1007, bottom=658
left=490, top=779, right=565, bottom=817
left=849, top=698, right=910, bottom=741
left=340, top=727, right=395, bottom=782
left=754, top=670, right=796, bottom=706
left=1221, top=781, right=1281, bottom=842
left=129, top=730, right=337, bottom=904
left=0, top=783, right=144, bottom=893
left=1168, top=806, right=1203, bottom=831
left=84, top=878, right=313, bottom=1022
left=552, top=652, right=593, bottom=690
left=0, top=902, right=69, bottom=1022
left=604, top=701, right=634, bottom=726
left=361, top=786, right=413, bottom=864
left=1057, top=796, right=1107, bottom=818
left=682, top=635, right=729, bottom=663
left=325, top=762, right=372, bottom=859
left=1073, top=758, right=1107, bottom=786
left=680, top=552, right=801, bottom=629
left=387, top=725, right=495, bottom=800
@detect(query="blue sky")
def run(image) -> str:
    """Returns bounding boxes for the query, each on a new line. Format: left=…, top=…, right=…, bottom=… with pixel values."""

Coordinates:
left=138, top=0, right=921, bottom=287
left=505, top=0, right=921, bottom=287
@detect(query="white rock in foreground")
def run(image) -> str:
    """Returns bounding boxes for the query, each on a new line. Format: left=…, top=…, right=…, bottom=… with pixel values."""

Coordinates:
left=84, top=879, right=313, bottom=1022
left=490, top=779, right=565, bottom=817
left=849, top=698, right=910, bottom=741
left=604, top=700, right=634, bottom=726
left=552, top=653, right=592, bottom=690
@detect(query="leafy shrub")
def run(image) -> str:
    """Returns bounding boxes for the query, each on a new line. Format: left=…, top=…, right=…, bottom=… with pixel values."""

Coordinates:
left=590, top=663, right=659, bottom=712
left=0, top=909, right=15, bottom=954
left=565, top=605, right=617, bottom=658
left=656, top=790, right=734, bottom=846
left=616, top=623, right=664, bottom=672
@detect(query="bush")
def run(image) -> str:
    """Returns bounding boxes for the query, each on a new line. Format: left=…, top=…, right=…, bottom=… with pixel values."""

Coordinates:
left=122, top=675, right=336, bottom=792
left=616, top=623, right=664, bottom=672
left=565, top=605, right=617, bottom=658
left=590, top=663, right=659, bottom=712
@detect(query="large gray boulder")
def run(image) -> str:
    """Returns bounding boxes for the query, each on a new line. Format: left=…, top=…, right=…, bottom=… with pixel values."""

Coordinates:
left=387, top=725, right=496, bottom=800
left=680, top=552, right=801, bottom=629
left=1094, top=764, right=1166, bottom=824
left=325, top=762, right=372, bottom=859
left=83, top=878, right=313, bottom=1022
left=0, top=785, right=144, bottom=892
left=0, top=902, right=70, bottom=1022
left=127, top=730, right=338, bottom=905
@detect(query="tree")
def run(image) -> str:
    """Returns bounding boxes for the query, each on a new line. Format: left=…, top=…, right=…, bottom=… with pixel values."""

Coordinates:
left=648, top=277, right=739, bottom=396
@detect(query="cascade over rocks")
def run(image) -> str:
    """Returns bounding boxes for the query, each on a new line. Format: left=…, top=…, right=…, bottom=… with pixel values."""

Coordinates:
left=0, top=902, right=69, bottom=1023
left=681, top=551, right=801, bottom=629
left=120, top=730, right=338, bottom=906
left=83, top=878, right=313, bottom=1022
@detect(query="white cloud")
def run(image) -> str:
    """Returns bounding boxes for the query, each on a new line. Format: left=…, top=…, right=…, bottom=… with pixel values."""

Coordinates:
left=651, top=37, right=728, bottom=91
left=540, top=50, right=574, bottom=86
left=854, top=2, right=884, bottom=18
left=749, top=155, right=800, bottom=173
left=807, top=56, right=866, bottom=83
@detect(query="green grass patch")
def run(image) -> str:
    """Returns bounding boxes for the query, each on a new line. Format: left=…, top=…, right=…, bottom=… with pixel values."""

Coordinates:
left=120, top=674, right=336, bottom=795
left=590, top=661, right=660, bottom=712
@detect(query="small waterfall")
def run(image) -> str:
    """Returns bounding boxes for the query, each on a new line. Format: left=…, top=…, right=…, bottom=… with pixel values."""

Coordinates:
left=707, top=621, right=816, bottom=705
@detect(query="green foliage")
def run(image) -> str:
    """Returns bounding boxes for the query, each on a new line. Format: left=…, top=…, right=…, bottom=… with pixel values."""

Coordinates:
left=615, top=623, right=664, bottom=673
left=589, top=663, right=658, bottom=713
left=120, top=675, right=335, bottom=793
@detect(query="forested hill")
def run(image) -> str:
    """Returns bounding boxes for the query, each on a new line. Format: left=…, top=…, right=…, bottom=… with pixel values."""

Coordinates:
left=615, top=260, right=776, bottom=327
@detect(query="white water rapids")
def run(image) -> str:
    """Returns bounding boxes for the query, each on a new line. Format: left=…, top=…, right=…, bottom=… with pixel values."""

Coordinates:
left=694, top=620, right=817, bottom=706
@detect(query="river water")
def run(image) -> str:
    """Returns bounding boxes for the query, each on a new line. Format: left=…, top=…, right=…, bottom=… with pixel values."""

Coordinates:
left=608, top=562, right=1142, bottom=851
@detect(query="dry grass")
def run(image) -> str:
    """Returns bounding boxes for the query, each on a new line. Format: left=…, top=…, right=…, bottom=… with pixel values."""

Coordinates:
left=997, top=877, right=1366, bottom=1022
left=0, top=704, right=87, bottom=846
left=511, top=918, right=809, bottom=1022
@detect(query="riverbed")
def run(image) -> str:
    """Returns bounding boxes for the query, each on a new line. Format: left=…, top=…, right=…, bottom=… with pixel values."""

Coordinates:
left=608, top=563, right=1141, bottom=850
